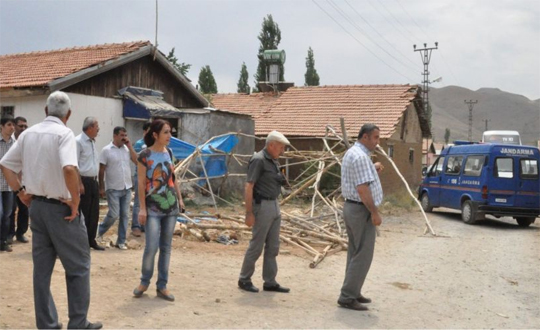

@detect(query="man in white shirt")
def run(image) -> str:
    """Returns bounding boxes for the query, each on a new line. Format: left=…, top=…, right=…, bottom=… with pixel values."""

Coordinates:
left=97, top=126, right=137, bottom=250
left=76, top=117, right=104, bottom=251
left=0, top=116, right=16, bottom=252
left=0, top=91, right=102, bottom=329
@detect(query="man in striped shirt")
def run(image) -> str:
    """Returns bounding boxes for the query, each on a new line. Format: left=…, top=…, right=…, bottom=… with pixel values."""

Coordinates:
left=338, top=123, right=384, bottom=311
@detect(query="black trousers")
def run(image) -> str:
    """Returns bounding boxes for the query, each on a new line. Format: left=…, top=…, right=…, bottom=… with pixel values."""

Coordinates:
left=80, top=177, right=100, bottom=247
left=9, top=195, right=29, bottom=238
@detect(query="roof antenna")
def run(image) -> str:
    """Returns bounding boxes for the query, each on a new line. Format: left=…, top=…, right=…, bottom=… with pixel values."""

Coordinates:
left=153, top=0, right=159, bottom=61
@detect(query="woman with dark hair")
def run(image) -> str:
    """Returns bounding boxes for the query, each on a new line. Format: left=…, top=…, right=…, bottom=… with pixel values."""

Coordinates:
left=133, top=119, right=184, bottom=301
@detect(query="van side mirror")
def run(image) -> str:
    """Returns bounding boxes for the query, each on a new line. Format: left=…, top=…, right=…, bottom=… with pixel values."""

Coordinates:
left=422, top=167, right=427, bottom=176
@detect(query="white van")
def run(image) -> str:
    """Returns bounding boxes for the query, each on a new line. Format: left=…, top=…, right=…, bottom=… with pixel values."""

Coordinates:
left=482, top=130, right=521, bottom=145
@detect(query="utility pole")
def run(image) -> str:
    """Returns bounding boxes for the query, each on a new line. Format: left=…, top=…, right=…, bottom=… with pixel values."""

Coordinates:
left=464, top=100, right=478, bottom=141
left=414, top=42, right=438, bottom=120
left=483, top=119, right=491, bottom=131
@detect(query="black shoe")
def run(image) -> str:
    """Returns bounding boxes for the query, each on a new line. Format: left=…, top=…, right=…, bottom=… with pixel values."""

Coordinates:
left=357, top=294, right=371, bottom=304
left=156, top=289, right=175, bottom=301
left=238, top=280, right=259, bottom=293
left=263, top=283, right=290, bottom=293
left=90, top=244, right=105, bottom=251
left=338, top=299, right=368, bottom=311
left=16, top=235, right=29, bottom=243
left=0, top=242, right=12, bottom=252
left=85, top=321, right=103, bottom=329
left=6, top=235, right=14, bottom=244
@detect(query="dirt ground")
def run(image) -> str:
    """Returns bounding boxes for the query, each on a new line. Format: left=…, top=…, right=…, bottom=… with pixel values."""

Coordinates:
left=1, top=206, right=539, bottom=329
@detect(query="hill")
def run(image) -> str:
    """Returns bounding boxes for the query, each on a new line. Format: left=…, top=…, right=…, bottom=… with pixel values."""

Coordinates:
left=429, top=86, right=539, bottom=146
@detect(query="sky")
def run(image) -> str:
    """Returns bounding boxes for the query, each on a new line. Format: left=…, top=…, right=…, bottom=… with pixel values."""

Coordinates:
left=1, top=0, right=539, bottom=100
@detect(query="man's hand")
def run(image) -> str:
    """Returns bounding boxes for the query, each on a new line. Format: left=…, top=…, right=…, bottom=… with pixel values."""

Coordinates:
left=371, top=212, right=382, bottom=226
left=79, top=184, right=85, bottom=195
left=245, top=212, right=255, bottom=227
left=99, top=187, right=105, bottom=198
left=138, top=209, right=147, bottom=226
left=18, top=191, right=33, bottom=207
left=63, top=200, right=79, bottom=222
left=374, top=162, right=384, bottom=173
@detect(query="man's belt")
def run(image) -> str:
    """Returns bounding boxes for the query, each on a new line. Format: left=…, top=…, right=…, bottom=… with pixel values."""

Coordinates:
left=81, top=176, right=97, bottom=181
left=345, top=199, right=364, bottom=205
left=33, top=195, right=65, bottom=205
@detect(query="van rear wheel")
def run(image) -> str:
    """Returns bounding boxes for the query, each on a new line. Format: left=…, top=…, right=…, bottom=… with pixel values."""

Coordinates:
left=461, top=200, right=477, bottom=224
left=516, top=217, right=535, bottom=227
left=420, top=193, right=433, bottom=212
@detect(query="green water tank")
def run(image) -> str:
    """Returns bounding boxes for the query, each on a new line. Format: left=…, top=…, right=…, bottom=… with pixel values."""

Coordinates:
left=263, top=50, right=286, bottom=64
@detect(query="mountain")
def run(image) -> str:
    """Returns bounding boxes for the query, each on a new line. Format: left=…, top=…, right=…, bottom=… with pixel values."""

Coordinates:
left=429, top=86, right=540, bottom=146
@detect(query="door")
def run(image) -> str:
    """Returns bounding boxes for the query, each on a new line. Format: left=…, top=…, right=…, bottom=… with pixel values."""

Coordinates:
left=424, top=156, right=445, bottom=206
left=515, top=158, right=539, bottom=209
left=490, top=157, right=517, bottom=207
left=440, top=155, right=464, bottom=209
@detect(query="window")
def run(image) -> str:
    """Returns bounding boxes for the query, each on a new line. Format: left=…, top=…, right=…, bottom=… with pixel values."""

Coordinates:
left=1, top=106, right=14, bottom=117
left=445, top=156, right=463, bottom=175
left=388, top=145, right=394, bottom=159
left=409, top=148, right=414, bottom=164
left=428, top=156, right=445, bottom=177
left=494, top=158, right=513, bottom=178
left=463, top=156, right=486, bottom=177
left=520, top=159, right=538, bottom=179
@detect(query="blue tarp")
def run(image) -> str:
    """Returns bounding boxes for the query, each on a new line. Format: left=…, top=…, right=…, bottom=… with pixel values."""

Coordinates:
left=168, top=134, right=239, bottom=184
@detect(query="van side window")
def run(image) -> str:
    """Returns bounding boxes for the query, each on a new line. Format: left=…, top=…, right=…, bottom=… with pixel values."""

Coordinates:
left=428, top=156, right=445, bottom=177
left=463, top=156, right=485, bottom=177
left=494, top=158, right=513, bottom=178
left=520, top=159, right=538, bottom=179
left=445, top=156, right=463, bottom=175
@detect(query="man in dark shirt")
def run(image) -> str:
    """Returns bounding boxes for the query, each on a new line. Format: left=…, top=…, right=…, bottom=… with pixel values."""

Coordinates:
left=238, top=130, right=291, bottom=293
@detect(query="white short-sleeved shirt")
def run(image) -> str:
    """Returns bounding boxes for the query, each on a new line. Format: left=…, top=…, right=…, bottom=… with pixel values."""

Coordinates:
left=100, top=142, right=132, bottom=191
left=76, top=132, right=99, bottom=177
left=341, top=141, right=383, bottom=206
left=0, top=116, right=78, bottom=200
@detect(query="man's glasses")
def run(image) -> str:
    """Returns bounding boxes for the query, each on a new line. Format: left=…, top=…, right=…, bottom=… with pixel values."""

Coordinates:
left=18, top=125, right=28, bottom=129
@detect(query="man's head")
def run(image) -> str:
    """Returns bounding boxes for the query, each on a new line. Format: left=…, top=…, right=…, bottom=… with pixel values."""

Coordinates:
left=45, top=91, right=71, bottom=122
left=265, top=130, right=290, bottom=160
left=0, top=116, right=16, bottom=137
left=113, top=126, right=128, bottom=146
left=14, top=116, right=27, bottom=138
left=357, top=124, right=380, bottom=151
left=142, top=122, right=151, bottom=135
left=82, top=117, right=100, bottom=139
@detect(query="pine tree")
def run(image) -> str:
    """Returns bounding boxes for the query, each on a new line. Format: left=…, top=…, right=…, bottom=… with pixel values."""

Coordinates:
left=198, top=65, right=218, bottom=94
left=166, top=48, right=191, bottom=76
left=444, top=128, right=451, bottom=145
left=304, top=47, right=320, bottom=86
left=237, top=62, right=250, bottom=94
left=254, top=14, right=283, bottom=91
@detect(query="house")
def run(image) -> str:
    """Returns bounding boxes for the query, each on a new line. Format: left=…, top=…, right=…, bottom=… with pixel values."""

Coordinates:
left=0, top=41, right=254, bottom=193
left=212, top=85, right=431, bottom=193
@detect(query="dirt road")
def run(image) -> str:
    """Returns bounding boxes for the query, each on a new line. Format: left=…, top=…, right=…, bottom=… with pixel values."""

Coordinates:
left=1, top=209, right=539, bottom=329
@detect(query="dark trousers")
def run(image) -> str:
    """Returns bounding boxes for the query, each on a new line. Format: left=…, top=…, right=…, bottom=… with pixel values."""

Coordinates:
left=30, top=199, right=91, bottom=329
left=80, top=177, right=100, bottom=247
left=0, top=191, right=14, bottom=243
left=9, top=195, right=29, bottom=238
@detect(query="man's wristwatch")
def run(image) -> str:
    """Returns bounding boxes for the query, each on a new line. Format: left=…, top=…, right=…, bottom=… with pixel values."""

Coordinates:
left=15, top=186, right=25, bottom=195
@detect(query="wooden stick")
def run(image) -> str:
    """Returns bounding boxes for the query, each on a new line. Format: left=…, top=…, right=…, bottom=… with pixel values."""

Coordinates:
left=310, top=244, right=333, bottom=269
left=280, top=235, right=318, bottom=256
left=280, top=161, right=338, bottom=205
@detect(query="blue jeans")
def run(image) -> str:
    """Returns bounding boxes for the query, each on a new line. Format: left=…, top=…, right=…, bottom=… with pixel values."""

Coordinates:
left=140, top=213, right=177, bottom=290
left=0, top=191, right=14, bottom=242
left=98, top=189, right=132, bottom=245
left=131, top=176, right=143, bottom=231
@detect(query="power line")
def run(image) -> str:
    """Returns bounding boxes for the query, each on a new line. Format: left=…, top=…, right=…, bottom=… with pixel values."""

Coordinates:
left=414, top=42, right=438, bottom=118
left=365, top=0, right=415, bottom=45
left=343, top=0, right=421, bottom=72
left=375, top=0, right=420, bottom=43
left=326, top=0, right=419, bottom=74
left=312, top=0, right=417, bottom=82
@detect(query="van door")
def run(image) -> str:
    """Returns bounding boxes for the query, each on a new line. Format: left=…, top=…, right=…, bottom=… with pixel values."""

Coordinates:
left=440, top=155, right=464, bottom=209
left=490, top=156, right=517, bottom=207
left=424, top=156, right=445, bottom=206
left=515, top=158, right=539, bottom=209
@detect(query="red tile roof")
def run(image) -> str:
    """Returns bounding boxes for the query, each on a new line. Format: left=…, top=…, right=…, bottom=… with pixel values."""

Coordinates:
left=212, top=85, right=426, bottom=139
left=0, top=41, right=151, bottom=89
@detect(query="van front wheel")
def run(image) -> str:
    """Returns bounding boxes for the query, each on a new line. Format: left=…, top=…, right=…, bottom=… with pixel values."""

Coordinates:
left=516, top=217, right=534, bottom=227
left=461, top=200, right=477, bottom=224
left=420, top=193, right=433, bottom=212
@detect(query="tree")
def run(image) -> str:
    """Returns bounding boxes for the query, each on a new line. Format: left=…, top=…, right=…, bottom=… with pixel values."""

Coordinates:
left=237, top=62, right=250, bottom=94
left=444, top=128, right=451, bottom=145
left=254, top=14, right=283, bottom=90
left=166, top=48, right=191, bottom=76
left=304, top=47, right=320, bottom=86
left=198, top=65, right=218, bottom=94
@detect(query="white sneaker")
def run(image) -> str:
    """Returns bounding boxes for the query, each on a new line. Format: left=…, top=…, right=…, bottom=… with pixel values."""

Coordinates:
left=96, top=235, right=104, bottom=244
left=116, top=243, right=128, bottom=250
